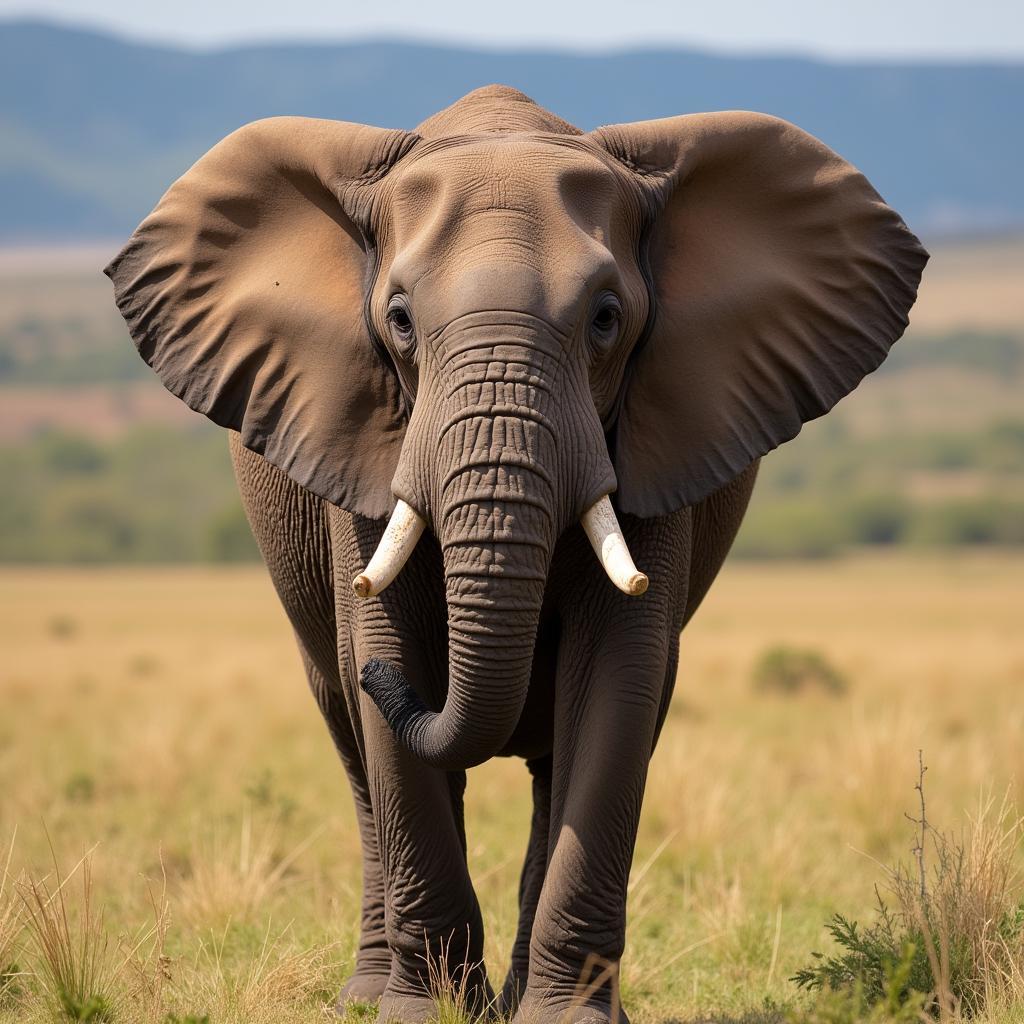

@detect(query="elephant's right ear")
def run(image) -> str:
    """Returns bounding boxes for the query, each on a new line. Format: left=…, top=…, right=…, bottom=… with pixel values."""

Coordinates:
left=593, top=113, right=928, bottom=517
left=105, top=117, right=417, bottom=519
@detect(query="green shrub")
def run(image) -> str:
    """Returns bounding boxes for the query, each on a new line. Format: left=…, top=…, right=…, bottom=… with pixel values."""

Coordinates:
left=202, top=502, right=259, bottom=562
left=909, top=498, right=1024, bottom=546
left=793, top=764, right=1024, bottom=1019
left=753, top=647, right=849, bottom=696
left=732, top=502, right=844, bottom=559
left=792, top=911, right=932, bottom=1006
left=982, top=420, right=1024, bottom=473
left=841, top=495, right=911, bottom=546
left=38, top=433, right=108, bottom=475
left=0, top=426, right=255, bottom=563
left=789, top=944, right=927, bottom=1024
left=58, top=988, right=113, bottom=1022
left=64, top=772, right=96, bottom=804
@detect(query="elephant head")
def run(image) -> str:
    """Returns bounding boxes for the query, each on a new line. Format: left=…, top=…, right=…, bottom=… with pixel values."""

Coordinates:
left=106, top=86, right=927, bottom=771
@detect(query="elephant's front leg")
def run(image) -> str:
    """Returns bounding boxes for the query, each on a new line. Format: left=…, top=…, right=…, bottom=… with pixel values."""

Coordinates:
left=499, top=754, right=553, bottom=1014
left=336, top=515, right=493, bottom=1022
left=515, top=595, right=677, bottom=1024
left=296, top=650, right=391, bottom=1006
left=360, top=687, right=493, bottom=1022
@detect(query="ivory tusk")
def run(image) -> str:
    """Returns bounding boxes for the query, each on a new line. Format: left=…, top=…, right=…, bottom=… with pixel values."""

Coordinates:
left=580, top=495, right=649, bottom=597
left=352, top=500, right=426, bottom=599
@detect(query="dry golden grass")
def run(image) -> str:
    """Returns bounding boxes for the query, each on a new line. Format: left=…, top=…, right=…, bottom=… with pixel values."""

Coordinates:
left=0, top=555, right=1022, bottom=1022
left=0, top=832, right=21, bottom=1001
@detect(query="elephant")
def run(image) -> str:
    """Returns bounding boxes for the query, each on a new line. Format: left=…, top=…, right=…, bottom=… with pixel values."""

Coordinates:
left=105, top=85, right=927, bottom=1023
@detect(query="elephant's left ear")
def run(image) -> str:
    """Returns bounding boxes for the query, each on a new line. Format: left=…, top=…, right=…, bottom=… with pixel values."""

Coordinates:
left=106, top=117, right=417, bottom=519
left=592, top=113, right=928, bottom=517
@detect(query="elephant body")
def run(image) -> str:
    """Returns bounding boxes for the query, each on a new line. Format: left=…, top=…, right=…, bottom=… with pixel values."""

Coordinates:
left=106, top=86, right=926, bottom=1020
left=231, top=431, right=757, bottom=1017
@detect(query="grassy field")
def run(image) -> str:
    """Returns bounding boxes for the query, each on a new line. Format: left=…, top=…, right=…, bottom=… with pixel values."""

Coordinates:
left=1, top=555, right=1022, bottom=1023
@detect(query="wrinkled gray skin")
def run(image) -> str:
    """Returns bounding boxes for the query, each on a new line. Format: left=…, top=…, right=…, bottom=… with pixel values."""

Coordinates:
left=106, top=85, right=926, bottom=1023
left=232, top=435, right=755, bottom=1022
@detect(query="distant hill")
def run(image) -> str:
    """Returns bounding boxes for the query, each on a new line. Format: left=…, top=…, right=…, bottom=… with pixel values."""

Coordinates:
left=1, top=18, right=1022, bottom=241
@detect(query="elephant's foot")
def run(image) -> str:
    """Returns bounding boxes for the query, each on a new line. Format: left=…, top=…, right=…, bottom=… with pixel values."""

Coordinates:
left=497, top=966, right=527, bottom=1016
left=376, top=984, right=496, bottom=1023
left=335, top=948, right=392, bottom=1011
left=334, top=967, right=390, bottom=1012
left=374, top=966, right=495, bottom=1023
left=376, top=991, right=440, bottom=1024
left=512, top=989, right=630, bottom=1024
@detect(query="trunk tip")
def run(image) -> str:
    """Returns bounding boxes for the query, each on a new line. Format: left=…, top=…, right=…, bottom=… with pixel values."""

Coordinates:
left=352, top=574, right=373, bottom=599
left=627, top=572, right=649, bottom=597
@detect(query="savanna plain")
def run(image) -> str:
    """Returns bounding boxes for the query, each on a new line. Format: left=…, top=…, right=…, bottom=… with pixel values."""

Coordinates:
left=2, top=558, right=1023, bottom=1024
left=1, top=239, right=1024, bottom=1024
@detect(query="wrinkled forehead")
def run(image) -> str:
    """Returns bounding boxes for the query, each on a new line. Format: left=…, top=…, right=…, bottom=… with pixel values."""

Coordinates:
left=386, top=136, right=626, bottom=252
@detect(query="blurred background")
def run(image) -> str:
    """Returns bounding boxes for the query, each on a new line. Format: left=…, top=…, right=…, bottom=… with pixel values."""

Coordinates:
left=1, top=1, right=1022, bottom=561
left=1, top=4, right=1023, bottom=1023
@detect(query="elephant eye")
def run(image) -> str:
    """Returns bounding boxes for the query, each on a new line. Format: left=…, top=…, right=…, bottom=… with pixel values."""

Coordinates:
left=386, top=297, right=416, bottom=353
left=590, top=294, right=622, bottom=346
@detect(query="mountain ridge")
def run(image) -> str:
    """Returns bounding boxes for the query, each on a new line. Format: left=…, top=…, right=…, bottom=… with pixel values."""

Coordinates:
left=2, top=18, right=1021, bottom=241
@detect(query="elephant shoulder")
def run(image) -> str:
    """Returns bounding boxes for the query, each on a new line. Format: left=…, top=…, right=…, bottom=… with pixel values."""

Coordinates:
left=229, top=432, right=339, bottom=672
left=230, top=430, right=329, bottom=546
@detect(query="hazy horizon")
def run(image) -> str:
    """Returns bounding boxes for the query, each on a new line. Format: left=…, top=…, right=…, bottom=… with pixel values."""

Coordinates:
left=3, top=0, right=1023, bottom=61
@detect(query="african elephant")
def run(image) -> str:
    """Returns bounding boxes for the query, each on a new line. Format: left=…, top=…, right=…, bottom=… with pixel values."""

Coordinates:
left=105, top=85, right=926, bottom=1023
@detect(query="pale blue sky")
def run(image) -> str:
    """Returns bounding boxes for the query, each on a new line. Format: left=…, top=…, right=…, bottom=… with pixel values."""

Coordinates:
left=2, top=0, right=1022, bottom=59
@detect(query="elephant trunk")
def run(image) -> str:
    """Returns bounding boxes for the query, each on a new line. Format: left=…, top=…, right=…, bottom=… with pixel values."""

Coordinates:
left=359, top=327, right=622, bottom=771
left=363, top=498, right=549, bottom=770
